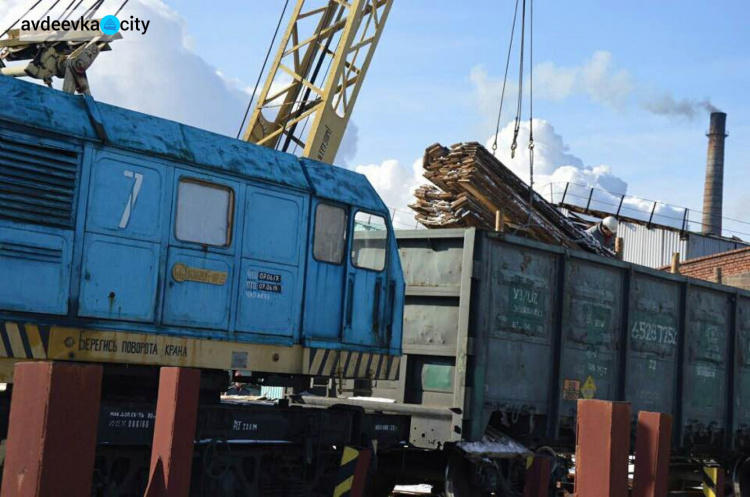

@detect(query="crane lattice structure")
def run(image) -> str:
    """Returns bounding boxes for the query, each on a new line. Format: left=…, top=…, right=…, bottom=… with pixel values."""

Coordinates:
left=243, top=0, right=393, bottom=164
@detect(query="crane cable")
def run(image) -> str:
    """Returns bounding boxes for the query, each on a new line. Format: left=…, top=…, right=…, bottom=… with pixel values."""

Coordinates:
left=58, top=0, right=80, bottom=20
left=38, top=0, right=64, bottom=21
left=114, top=0, right=128, bottom=16
left=83, top=0, right=107, bottom=20
left=236, top=0, right=291, bottom=140
left=510, top=0, right=527, bottom=160
left=1, top=0, right=45, bottom=39
left=490, top=0, right=521, bottom=155
left=490, top=0, right=535, bottom=226
left=62, top=0, right=86, bottom=20
left=526, top=0, right=535, bottom=225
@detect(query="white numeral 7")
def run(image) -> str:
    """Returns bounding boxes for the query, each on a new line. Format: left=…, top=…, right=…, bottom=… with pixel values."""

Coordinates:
left=119, top=170, right=144, bottom=229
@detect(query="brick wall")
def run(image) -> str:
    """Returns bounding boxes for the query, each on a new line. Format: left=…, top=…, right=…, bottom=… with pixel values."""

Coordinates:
left=661, top=247, right=750, bottom=283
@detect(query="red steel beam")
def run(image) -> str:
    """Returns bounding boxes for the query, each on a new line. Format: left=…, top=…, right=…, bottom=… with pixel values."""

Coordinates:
left=145, top=367, right=201, bottom=497
left=1, top=362, right=103, bottom=497
left=524, top=456, right=551, bottom=497
left=574, top=399, right=631, bottom=497
left=632, top=411, right=673, bottom=497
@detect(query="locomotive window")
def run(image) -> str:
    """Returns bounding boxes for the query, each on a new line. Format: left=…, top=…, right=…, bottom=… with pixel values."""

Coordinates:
left=351, top=212, right=387, bottom=271
left=313, top=204, right=347, bottom=264
left=175, top=179, right=234, bottom=246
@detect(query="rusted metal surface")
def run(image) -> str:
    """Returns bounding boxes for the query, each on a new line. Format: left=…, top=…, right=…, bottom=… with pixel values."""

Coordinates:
left=559, top=260, right=622, bottom=429
left=632, top=411, right=673, bottom=497
left=702, top=112, right=727, bottom=235
left=523, top=457, right=551, bottom=497
left=145, top=367, right=201, bottom=497
left=683, top=288, right=730, bottom=449
left=351, top=448, right=372, bottom=497
left=1, top=361, right=102, bottom=497
left=625, top=274, right=680, bottom=418
left=574, top=400, right=631, bottom=497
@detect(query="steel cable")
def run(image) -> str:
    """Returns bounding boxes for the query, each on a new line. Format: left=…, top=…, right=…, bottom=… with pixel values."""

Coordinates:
left=37, top=0, right=63, bottom=21
left=62, top=0, right=86, bottom=21
left=1, top=0, right=45, bottom=39
left=57, top=0, right=79, bottom=20
left=236, top=0, right=291, bottom=139
left=491, top=0, right=521, bottom=155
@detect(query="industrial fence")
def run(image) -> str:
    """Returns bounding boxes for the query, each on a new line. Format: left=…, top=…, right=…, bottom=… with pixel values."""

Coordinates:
left=541, top=181, right=750, bottom=240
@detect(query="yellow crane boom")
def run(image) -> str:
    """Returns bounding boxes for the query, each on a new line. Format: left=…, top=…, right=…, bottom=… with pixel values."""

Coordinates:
left=243, top=0, right=393, bottom=164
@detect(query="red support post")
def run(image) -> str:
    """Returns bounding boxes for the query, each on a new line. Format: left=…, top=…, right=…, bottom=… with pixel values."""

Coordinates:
left=632, top=411, right=673, bottom=497
left=145, top=367, right=201, bottom=497
left=1, top=362, right=103, bottom=497
left=524, top=456, right=551, bottom=497
left=574, top=399, right=631, bottom=497
left=333, top=446, right=371, bottom=497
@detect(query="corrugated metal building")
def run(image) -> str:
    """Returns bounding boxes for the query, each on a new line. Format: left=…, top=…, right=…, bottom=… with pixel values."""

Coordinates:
left=619, top=221, right=748, bottom=268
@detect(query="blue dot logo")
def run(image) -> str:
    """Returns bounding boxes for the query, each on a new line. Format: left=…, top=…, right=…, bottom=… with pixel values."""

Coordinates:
left=100, top=15, right=120, bottom=35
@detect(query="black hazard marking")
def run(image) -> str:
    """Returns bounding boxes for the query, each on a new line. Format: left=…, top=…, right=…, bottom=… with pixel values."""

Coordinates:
left=0, top=322, right=50, bottom=359
left=307, top=349, right=400, bottom=380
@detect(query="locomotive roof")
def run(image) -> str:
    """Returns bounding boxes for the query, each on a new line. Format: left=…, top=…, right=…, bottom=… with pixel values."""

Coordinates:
left=0, top=77, right=386, bottom=213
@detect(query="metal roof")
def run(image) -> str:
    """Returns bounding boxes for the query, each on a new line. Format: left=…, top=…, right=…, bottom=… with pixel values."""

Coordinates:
left=0, top=77, right=386, bottom=212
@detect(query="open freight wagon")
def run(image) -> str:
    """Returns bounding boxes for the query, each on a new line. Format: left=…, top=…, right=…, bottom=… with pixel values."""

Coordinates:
left=304, top=228, right=750, bottom=494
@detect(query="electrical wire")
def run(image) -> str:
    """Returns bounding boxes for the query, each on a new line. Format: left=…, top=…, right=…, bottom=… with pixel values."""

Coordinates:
left=1, top=0, right=45, bottom=39
left=236, top=0, right=291, bottom=139
left=491, top=0, right=521, bottom=155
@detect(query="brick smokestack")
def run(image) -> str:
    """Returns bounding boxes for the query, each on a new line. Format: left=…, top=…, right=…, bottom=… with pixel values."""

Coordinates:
left=701, top=112, right=727, bottom=235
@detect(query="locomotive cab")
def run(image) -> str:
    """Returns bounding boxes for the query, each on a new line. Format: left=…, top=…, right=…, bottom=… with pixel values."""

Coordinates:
left=0, top=77, right=403, bottom=379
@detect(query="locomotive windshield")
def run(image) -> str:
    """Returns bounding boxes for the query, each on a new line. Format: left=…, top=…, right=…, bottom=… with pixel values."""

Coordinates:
left=352, top=211, right=387, bottom=272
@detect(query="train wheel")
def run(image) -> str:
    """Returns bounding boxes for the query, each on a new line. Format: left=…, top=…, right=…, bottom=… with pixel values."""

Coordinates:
left=733, top=457, right=750, bottom=497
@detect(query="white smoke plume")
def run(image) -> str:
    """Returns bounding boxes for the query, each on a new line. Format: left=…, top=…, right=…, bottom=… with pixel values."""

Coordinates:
left=472, top=50, right=720, bottom=120
left=642, top=93, right=720, bottom=119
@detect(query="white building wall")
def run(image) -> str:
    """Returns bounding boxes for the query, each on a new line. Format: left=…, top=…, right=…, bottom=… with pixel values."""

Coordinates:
left=619, top=221, right=748, bottom=268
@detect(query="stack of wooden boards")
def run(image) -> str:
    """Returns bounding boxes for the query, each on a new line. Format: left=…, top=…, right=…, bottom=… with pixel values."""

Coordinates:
left=410, top=142, right=610, bottom=255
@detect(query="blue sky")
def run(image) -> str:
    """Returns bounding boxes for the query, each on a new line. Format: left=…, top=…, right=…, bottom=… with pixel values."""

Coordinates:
left=165, top=0, right=750, bottom=225
left=3, top=0, right=748, bottom=231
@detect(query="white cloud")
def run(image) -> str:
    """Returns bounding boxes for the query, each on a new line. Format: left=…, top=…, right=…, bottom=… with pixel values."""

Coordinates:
left=487, top=119, right=686, bottom=228
left=1, top=0, right=366, bottom=161
left=472, top=50, right=717, bottom=119
left=346, top=117, right=687, bottom=230
left=335, top=121, right=359, bottom=168
left=350, top=158, right=423, bottom=229
left=1, top=0, right=251, bottom=137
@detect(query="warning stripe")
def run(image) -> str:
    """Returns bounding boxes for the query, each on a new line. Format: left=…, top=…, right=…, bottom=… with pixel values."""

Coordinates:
left=0, top=322, right=50, bottom=359
left=702, top=466, right=720, bottom=497
left=333, top=447, right=360, bottom=497
left=307, top=349, right=400, bottom=380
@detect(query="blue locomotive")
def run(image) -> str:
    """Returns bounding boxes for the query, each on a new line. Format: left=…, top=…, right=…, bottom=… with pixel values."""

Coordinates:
left=0, top=76, right=404, bottom=381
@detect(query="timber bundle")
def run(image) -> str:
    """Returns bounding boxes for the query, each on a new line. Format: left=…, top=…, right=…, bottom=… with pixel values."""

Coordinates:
left=409, top=142, right=611, bottom=255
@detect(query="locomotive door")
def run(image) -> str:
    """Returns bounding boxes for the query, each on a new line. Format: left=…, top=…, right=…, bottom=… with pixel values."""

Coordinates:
left=344, top=210, right=389, bottom=347
left=161, top=171, right=238, bottom=331
left=79, top=152, right=167, bottom=322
